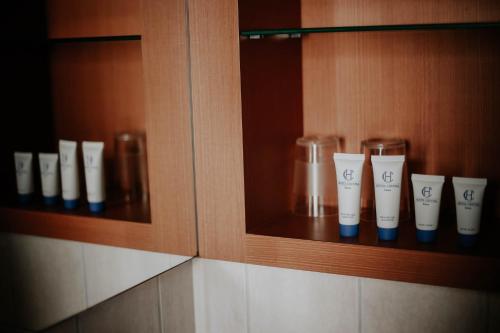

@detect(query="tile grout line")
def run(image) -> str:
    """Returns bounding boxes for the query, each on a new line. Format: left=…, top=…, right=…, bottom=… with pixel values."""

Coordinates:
left=358, top=278, right=362, bottom=333
left=80, top=243, right=90, bottom=309
left=157, top=277, right=165, bottom=333
left=189, top=260, right=199, bottom=333
left=244, top=263, right=250, bottom=333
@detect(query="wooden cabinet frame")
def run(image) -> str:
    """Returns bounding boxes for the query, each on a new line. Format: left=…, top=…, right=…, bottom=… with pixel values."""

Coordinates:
left=189, top=0, right=500, bottom=290
left=0, top=0, right=197, bottom=256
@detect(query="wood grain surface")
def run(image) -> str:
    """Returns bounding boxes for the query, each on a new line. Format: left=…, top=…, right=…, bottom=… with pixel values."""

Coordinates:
left=246, top=233, right=500, bottom=290
left=188, top=0, right=247, bottom=261
left=141, top=0, right=197, bottom=255
left=47, top=0, right=142, bottom=38
left=302, top=0, right=500, bottom=28
left=50, top=40, right=145, bottom=160
left=1, top=206, right=157, bottom=251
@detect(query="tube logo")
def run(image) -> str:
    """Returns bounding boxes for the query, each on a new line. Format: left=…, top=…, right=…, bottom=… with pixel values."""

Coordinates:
left=463, top=190, right=474, bottom=201
left=382, top=171, right=394, bottom=183
left=85, top=155, right=94, bottom=166
left=343, top=169, right=354, bottom=181
left=422, top=186, right=432, bottom=198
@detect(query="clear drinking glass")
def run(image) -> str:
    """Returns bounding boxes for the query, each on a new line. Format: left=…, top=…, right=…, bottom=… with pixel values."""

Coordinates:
left=291, top=135, right=340, bottom=217
left=114, top=132, right=149, bottom=203
left=360, top=138, right=410, bottom=222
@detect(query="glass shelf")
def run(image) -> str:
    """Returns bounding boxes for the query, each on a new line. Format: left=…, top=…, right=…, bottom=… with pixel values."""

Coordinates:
left=48, top=35, right=142, bottom=44
left=240, top=21, right=500, bottom=38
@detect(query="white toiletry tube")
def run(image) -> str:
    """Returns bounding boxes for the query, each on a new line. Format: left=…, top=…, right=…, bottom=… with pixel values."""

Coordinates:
left=82, top=141, right=105, bottom=213
left=59, top=140, right=80, bottom=209
left=14, top=152, right=34, bottom=204
left=371, top=155, right=405, bottom=240
left=452, top=177, right=487, bottom=247
left=333, top=153, right=365, bottom=237
left=39, top=153, right=60, bottom=206
left=411, top=174, right=445, bottom=243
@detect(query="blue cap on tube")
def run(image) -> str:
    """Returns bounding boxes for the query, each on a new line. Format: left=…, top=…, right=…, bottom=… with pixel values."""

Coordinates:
left=18, top=193, right=32, bottom=205
left=378, top=227, right=398, bottom=241
left=89, top=202, right=105, bottom=213
left=64, top=199, right=79, bottom=210
left=416, top=229, right=437, bottom=243
left=339, top=224, right=359, bottom=238
left=458, top=234, right=478, bottom=248
left=43, top=196, right=59, bottom=206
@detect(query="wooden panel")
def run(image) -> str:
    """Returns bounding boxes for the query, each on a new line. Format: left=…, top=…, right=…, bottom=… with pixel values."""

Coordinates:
left=51, top=40, right=145, bottom=161
left=47, top=0, right=142, bottom=38
left=141, top=0, right=197, bottom=255
left=240, top=39, right=303, bottom=227
left=302, top=0, right=500, bottom=28
left=302, top=28, right=500, bottom=219
left=189, top=0, right=246, bottom=261
left=246, top=233, right=500, bottom=290
left=1, top=207, right=157, bottom=251
left=238, top=0, right=301, bottom=30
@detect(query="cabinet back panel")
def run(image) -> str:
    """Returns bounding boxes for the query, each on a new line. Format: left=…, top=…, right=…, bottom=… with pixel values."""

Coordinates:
left=240, top=39, right=303, bottom=226
left=302, top=0, right=500, bottom=27
left=303, top=28, right=500, bottom=219
left=50, top=40, right=145, bottom=160
left=47, top=0, right=142, bottom=38
left=239, top=0, right=301, bottom=30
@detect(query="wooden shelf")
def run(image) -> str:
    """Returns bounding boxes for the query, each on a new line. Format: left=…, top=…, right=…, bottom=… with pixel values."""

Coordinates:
left=247, top=213, right=500, bottom=258
left=245, top=231, right=500, bottom=291
left=245, top=214, right=500, bottom=290
left=0, top=202, right=156, bottom=250
left=240, top=21, right=500, bottom=38
left=0, top=198, right=150, bottom=224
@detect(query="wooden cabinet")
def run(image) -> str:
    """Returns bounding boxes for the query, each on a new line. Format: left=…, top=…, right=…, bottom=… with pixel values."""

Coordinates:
left=0, top=0, right=197, bottom=255
left=190, top=0, right=500, bottom=289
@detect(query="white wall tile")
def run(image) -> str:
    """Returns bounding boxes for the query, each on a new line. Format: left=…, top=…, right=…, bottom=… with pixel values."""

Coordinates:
left=246, top=264, right=359, bottom=333
left=83, top=243, right=192, bottom=307
left=192, top=258, right=248, bottom=333
left=159, top=260, right=196, bottom=333
left=361, top=278, right=488, bottom=333
left=488, top=292, right=500, bottom=333
left=8, top=234, right=87, bottom=331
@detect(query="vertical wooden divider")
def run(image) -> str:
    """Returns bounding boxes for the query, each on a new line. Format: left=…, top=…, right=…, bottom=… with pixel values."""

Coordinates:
left=142, top=0, right=197, bottom=254
left=188, top=0, right=247, bottom=261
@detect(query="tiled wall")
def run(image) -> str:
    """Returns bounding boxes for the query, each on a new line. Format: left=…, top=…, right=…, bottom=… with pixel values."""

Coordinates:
left=42, top=260, right=195, bottom=333
left=192, top=259, right=500, bottom=333
left=0, top=233, right=191, bottom=331
left=2, top=254, right=499, bottom=333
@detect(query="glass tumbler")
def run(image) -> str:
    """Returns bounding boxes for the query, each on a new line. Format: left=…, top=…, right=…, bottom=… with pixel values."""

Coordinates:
left=291, top=135, right=340, bottom=217
left=360, top=139, right=410, bottom=222
left=114, top=132, right=149, bottom=203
